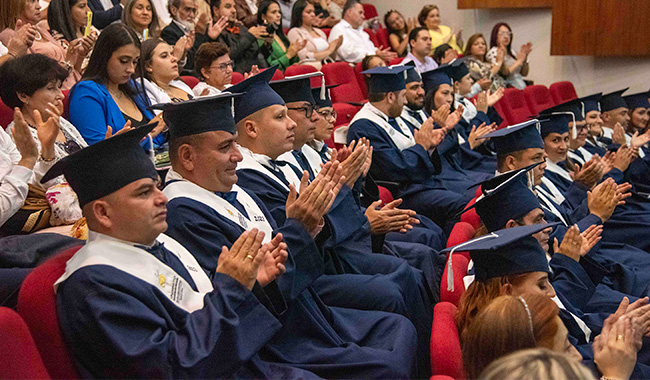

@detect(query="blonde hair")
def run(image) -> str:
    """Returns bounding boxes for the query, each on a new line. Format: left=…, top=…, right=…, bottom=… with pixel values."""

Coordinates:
left=479, top=348, right=596, bottom=380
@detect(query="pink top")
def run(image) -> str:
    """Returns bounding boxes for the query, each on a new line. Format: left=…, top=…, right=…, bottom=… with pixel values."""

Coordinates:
left=287, top=26, right=329, bottom=63
left=0, top=27, right=81, bottom=90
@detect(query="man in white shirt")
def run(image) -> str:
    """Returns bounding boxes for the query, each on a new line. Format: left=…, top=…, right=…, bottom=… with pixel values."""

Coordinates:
left=402, top=27, right=437, bottom=74
left=327, top=0, right=395, bottom=64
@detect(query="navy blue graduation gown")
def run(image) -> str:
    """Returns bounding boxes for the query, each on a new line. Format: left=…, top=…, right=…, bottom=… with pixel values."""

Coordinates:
left=57, top=242, right=318, bottom=379
left=164, top=192, right=418, bottom=379
left=235, top=168, right=433, bottom=376
left=456, top=111, right=498, bottom=174
left=346, top=117, right=473, bottom=229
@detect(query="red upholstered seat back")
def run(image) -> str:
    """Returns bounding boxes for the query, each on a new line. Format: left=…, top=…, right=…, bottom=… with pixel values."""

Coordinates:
left=523, top=85, right=555, bottom=115
left=320, top=28, right=331, bottom=38
left=180, top=75, right=200, bottom=89
left=446, top=221, right=475, bottom=260
left=364, top=28, right=380, bottom=48
left=460, top=198, right=481, bottom=230
left=231, top=71, right=245, bottom=85
left=499, top=88, right=534, bottom=125
left=378, top=185, right=394, bottom=204
left=0, top=99, right=13, bottom=129
left=389, top=57, right=404, bottom=66
left=332, top=102, right=360, bottom=127
left=430, top=302, right=464, bottom=379
left=270, top=68, right=285, bottom=81
left=284, top=64, right=319, bottom=77
left=376, top=27, right=389, bottom=50
left=18, top=248, right=82, bottom=379
left=322, top=62, right=366, bottom=103
left=549, top=81, right=578, bottom=105
left=353, top=61, right=368, bottom=98
left=440, top=254, right=470, bottom=306
left=0, top=307, right=51, bottom=379
left=361, top=3, right=378, bottom=20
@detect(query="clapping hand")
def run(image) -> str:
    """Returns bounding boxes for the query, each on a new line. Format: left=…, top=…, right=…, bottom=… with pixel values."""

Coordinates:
left=594, top=312, right=640, bottom=380
left=105, top=120, right=134, bottom=139
left=7, top=19, right=37, bottom=58
left=473, top=91, right=488, bottom=113
left=365, top=198, right=419, bottom=234
left=256, top=233, right=289, bottom=286
left=612, top=122, right=627, bottom=145
left=446, top=104, right=464, bottom=129
left=414, top=116, right=444, bottom=151
left=613, top=144, right=635, bottom=172
left=553, top=224, right=583, bottom=262
left=487, top=87, right=504, bottom=107
left=208, top=16, right=229, bottom=40
left=11, top=108, right=38, bottom=169
left=375, top=46, right=397, bottom=62
left=571, top=158, right=603, bottom=189
left=335, top=138, right=370, bottom=188
left=33, top=104, right=61, bottom=161
left=216, top=229, right=266, bottom=290
left=587, top=178, right=619, bottom=222
left=579, top=224, right=602, bottom=256
left=630, top=128, right=650, bottom=150
left=468, top=122, right=495, bottom=150
left=244, top=65, right=260, bottom=79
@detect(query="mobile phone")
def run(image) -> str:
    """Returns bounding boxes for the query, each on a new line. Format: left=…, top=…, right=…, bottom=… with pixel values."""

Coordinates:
left=266, top=22, right=279, bottom=35
left=315, top=9, right=329, bottom=18
left=83, top=11, right=93, bottom=37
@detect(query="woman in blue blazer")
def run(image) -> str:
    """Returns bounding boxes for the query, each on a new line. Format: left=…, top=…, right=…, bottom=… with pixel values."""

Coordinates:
left=68, top=23, right=165, bottom=147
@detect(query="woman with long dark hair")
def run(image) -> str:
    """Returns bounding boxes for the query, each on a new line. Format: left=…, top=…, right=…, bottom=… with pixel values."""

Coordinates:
left=68, top=23, right=165, bottom=146
left=256, top=0, right=303, bottom=71
left=486, top=22, right=531, bottom=89
left=384, top=10, right=415, bottom=57
left=287, top=0, right=341, bottom=69
left=121, top=0, right=161, bottom=41
left=45, top=0, right=98, bottom=71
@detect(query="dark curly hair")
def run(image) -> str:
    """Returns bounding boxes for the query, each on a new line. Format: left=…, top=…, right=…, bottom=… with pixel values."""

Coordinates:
left=0, top=54, right=69, bottom=108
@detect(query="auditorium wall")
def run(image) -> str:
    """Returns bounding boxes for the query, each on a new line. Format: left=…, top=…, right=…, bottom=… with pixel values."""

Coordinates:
left=368, top=1, right=649, bottom=96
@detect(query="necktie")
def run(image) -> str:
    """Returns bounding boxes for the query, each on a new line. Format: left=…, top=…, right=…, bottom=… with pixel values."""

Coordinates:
left=135, top=242, right=198, bottom=291
left=292, top=151, right=315, bottom=181
left=318, top=144, right=329, bottom=163
left=408, top=110, right=423, bottom=124
left=216, top=191, right=249, bottom=218
left=267, top=160, right=292, bottom=188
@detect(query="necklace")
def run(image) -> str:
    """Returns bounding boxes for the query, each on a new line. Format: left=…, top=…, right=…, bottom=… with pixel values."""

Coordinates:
left=109, top=88, right=124, bottom=99
left=34, top=29, right=42, bottom=41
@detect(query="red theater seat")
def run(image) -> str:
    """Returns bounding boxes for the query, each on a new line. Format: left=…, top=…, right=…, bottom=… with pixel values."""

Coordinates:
left=180, top=75, right=200, bottom=89
left=322, top=62, right=366, bottom=104
left=333, top=102, right=360, bottom=127
left=376, top=27, right=389, bottom=49
left=0, top=307, right=51, bottom=379
left=460, top=198, right=481, bottom=230
left=284, top=64, right=318, bottom=77
left=231, top=71, right=244, bottom=85
left=0, top=99, right=13, bottom=129
left=430, top=302, right=464, bottom=379
left=18, top=248, right=82, bottom=379
left=361, top=3, right=378, bottom=20
left=389, top=57, right=404, bottom=66
left=446, top=222, right=476, bottom=260
left=523, top=85, right=555, bottom=115
left=549, top=81, right=578, bottom=105
left=364, top=28, right=380, bottom=48
left=321, top=28, right=331, bottom=38
left=440, top=254, right=470, bottom=306
left=378, top=185, right=394, bottom=204
left=499, top=88, right=535, bottom=125
left=353, top=61, right=369, bottom=98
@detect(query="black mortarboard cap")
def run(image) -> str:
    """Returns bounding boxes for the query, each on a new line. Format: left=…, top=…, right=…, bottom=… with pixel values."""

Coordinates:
left=228, top=66, right=285, bottom=124
left=600, top=88, right=629, bottom=112
left=448, top=57, right=470, bottom=82
left=151, top=92, right=244, bottom=139
left=480, top=119, right=544, bottom=155
left=362, top=65, right=409, bottom=94
left=442, top=223, right=559, bottom=282
left=539, top=98, right=584, bottom=121
left=580, top=93, right=602, bottom=114
left=403, top=61, right=421, bottom=84
left=623, top=91, right=650, bottom=110
left=539, top=114, right=570, bottom=138
left=461, top=163, right=543, bottom=232
left=40, top=123, right=158, bottom=207
left=421, top=64, right=453, bottom=95
left=270, top=72, right=324, bottom=104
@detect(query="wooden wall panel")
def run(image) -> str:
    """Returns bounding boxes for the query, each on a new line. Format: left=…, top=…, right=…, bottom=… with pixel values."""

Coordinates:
left=550, top=0, right=597, bottom=55
left=458, top=0, right=551, bottom=9
left=595, top=0, right=650, bottom=56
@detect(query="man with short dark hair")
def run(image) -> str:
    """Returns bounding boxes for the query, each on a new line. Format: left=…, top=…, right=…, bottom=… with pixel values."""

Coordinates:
left=402, top=27, right=437, bottom=73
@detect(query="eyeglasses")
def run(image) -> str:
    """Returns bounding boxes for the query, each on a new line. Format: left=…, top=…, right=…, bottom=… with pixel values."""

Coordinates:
left=287, top=104, right=315, bottom=118
left=498, top=31, right=513, bottom=37
left=210, top=60, right=234, bottom=72
left=316, top=108, right=337, bottom=121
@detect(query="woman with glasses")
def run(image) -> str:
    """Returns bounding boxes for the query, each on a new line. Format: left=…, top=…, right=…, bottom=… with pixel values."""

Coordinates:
left=307, top=88, right=337, bottom=161
left=192, top=41, right=234, bottom=96
left=0, top=53, right=87, bottom=235
left=139, top=38, right=194, bottom=107
left=486, top=22, right=532, bottom=90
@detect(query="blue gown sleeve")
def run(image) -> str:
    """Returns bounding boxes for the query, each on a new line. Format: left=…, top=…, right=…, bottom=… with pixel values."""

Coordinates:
left=347, top=119, right=438, bottom=183
left=57, top=266, right=282, bottom=379
left=550, top=253, right=606, bottom=313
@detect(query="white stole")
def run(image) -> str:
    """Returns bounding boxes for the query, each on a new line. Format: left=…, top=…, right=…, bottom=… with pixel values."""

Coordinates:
left=54, top=232, right=213, bottom=313
left=552, top=296, right=592, bottom=341
left=163, top=180, right=272, bottom=244
left=545, top=159, right=574, bottom=183
left=536, top=184, right=569, bottom=226
left=399, top=106, right=427, bottom=130
left=301, top=145, right=325, bottom=176
left=455, top=96, right=477, bottom=123
left=350, top=103, right=416, bottom=151
left=236, top=145, right=301, bottom=191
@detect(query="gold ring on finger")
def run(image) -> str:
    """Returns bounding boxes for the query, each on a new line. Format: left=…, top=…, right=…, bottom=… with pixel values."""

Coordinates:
left=617, top=334, right=623, bottom=341
left=246, top=255, right=254, bottom=261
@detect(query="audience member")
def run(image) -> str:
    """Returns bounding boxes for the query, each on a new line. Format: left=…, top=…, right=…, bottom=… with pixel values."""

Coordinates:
left=0, top=0, right=91, bottom=90
left=257, top=0, right=302, bottom=71
left=277, top=0, right=295, bottom=29
left=287, top=0, right=340, bottom=69
left=87, top=0, right=124, bottom=29
left=45, top=0, right=98, bottom=72
left=431, top=42, right=456, bottom=65
left=463, top=32, right=505, bottom=92
left=418, top=4, right=462, bottom=55
left=0, top=54, right=87, bottom=234
left=306, top=0, right=337, bottom=27
left=192, top=41, right=232, bottom=96
left=234, top=0, right=257, bottom=27
left=480, top=348, right=597, bottom=380
left=486, top=22, right=531, bottom=90
left=328, top=0, right=394, bottom=64
left=121, top=0, right=160, bottom=40
left=384, top=10, right=414, bottom=57
left=464, top=294, right=639, bottom=380
left=402, top=26, right=437, bottom=73
left=139, top=38, right=194, bottom=108
left=0, top=19, right=37, bottom=66
left=211, top=0, right=268, bottom=73
left=68, top=23, right=165, bottom=145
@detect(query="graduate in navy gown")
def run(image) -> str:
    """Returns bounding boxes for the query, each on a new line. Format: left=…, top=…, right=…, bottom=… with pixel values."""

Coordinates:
left=622, top=92, right=650, bottom=189
left=345, top=65, right=472, bottom=230
left=49, top=124, right=322, bottom=379
left=155, top=92, right=419, bottom=379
